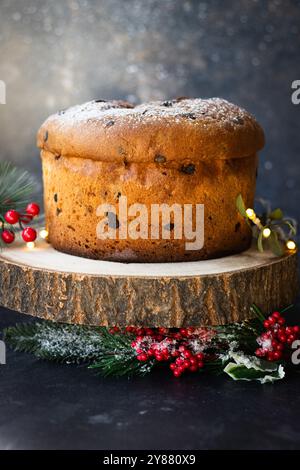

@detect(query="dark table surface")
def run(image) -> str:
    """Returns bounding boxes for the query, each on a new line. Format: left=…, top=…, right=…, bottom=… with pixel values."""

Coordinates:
left=1, top=306, right=300, bottom=451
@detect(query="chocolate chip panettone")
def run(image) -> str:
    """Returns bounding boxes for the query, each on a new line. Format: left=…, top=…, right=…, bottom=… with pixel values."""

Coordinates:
left=37, top=98, right=264, bottom=262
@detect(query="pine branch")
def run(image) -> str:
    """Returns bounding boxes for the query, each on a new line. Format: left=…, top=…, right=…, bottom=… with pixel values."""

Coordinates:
left=0, top=162, right=36, bottom=214
left=4, top=321, right=154, bottom=376
left=89, top=328, right=155, bottom=377
left=4, top=321, right=105, bottom=364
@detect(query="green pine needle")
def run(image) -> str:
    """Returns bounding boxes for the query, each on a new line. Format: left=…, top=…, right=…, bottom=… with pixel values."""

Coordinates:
left=0, top=162, right=36, bottom=214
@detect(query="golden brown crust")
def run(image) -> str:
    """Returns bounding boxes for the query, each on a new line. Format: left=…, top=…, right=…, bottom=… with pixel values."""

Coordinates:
left=37, top=98, right=265, bottom=164
left=41, top=150, right=257, bottom=262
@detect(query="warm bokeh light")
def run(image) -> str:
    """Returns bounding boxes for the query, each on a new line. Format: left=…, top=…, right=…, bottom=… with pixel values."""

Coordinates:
left=262, top=228, right=271, bottom=238
left=39, top=229, right=49, bottom=239
left=286, top=240, right=296, bottom=250
left=246, top=208, right=255, bottom=220
left=26, top=242, right=35, bottom=249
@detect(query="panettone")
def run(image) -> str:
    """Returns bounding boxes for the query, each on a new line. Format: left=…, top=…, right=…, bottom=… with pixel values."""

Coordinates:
left=37, top=98, right=264, bottom=262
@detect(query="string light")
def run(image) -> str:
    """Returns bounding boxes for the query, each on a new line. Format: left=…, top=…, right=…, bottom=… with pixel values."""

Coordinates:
left=26, top=242, right=35, bottom=249
left=262, top=228, right=271, bottom=238
left=39, top=229, right=49, bottom=239
left=246, top=208, right=255, bottom=220
left=286, top=240, right=296, bottom=251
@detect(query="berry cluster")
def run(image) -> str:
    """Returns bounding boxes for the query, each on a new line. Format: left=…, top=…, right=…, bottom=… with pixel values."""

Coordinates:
left=255, top=311, right=300, bottom=361
left=1, top=203, right=40, bottom=245
left=110, top=326, right=215, bottom=378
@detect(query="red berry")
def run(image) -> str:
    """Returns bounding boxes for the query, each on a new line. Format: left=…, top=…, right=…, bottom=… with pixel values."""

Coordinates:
left=198, top=361, right=204, bottom=368
left=4, top=210, right=20, bottom=225
left=26, top=203, right=40, bottom=217
left=131, top=340, right=137, bottom=348
left=273, top=351, right=282, bottom=361
left=255, top=348, right=265, bottom=357
left=171, top=350, right=179, bottom=357
left=285, top=326, right=294, bottom=335
left=180, top=328, right=188, bottom=336
left=278, top=317, right=285, bottom=325
left=189, top=365, right=198, bottom=372
left=272, top=312, right=281, bottom=320
left=183, top=350, right=192, bottom=358
left=170, top=363, right=176, bottom=370
left=183, top=359, right=191, bottom=368
left=267, top=352, right=275, bottom=361
left=196, top=353, right=204, bottom=361
left=190, top=357, right=198, bottom=366
left=263, top=320, right=270, bottom=329
left=293, top=326, right=300, bottom=334
left=268, top=317, right=276, bottom=326
left=1, top=229, right=15, bottom=244
left=173, top=369, right=182, bottom=377
left=276, top=343, right=284, bottom=351
left=137, top=353, right=148, bottom=361
left=22, top=227, right=37, bottom=242
left=158, top=327, right=167, bottom=334
left=155, top=353, right=164, bottom=361
left=278, top=334, right=287, bottom=343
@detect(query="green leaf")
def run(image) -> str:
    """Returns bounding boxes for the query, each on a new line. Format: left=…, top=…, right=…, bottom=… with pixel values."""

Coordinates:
left=269, top=208, right=283, bottom=220
left=257, top=230, right=264, bottom=252
left=223, top=351, right=285, bottom=383
left=268, top=231, right=284, bottom=256
left=282, top=220, right=297, bottom=236
left=224, top=362, right=285, bottom=383
left=236, top=194, right=247, bottom=218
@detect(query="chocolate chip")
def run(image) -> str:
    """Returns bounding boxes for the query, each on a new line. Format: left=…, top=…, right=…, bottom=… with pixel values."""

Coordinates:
left=154, top=154, right=166, bottom=163
left=162, top=100, right=173, bottom=107
left=56, top=208, right=62, bottom=216
left=235, top=222, right=241, bottom=232
left=106, top=212, right=120, bottom=229
left=115, top=191, right=121, bottom=200
left=58, top=109, right=66, bottom=115
left=95, top=99, right=107, bottom=103
left=55, top=155, right=61, bottom=160
left=54, top=193, right=58, bottom=203
left=232, top=116, right=244, bottom=125
left=43, top=130, right=48, bottom=142
left=181, top=113, right=196, bottom=120
left=181, top=163, right=195, bottom=174
left=164, top=222, right=175, bottom=231
left=105, top=120, right=115, bottom=128
left=142, top=109, right=148, bottom=115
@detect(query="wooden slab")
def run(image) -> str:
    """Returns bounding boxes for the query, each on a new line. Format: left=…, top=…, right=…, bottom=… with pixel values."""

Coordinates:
left=0, top=241, right=298, bottom=327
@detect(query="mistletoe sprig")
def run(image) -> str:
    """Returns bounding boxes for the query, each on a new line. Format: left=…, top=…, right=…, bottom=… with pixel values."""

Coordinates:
left=3, top=305, right=300, bottom=383
left=236, top=194, right=297, bottom=256
left=0, top=162, right=40, bottom=246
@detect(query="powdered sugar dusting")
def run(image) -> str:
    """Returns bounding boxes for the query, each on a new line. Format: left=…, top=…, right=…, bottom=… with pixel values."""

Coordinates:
left=49, top=97, right=253, bottom=129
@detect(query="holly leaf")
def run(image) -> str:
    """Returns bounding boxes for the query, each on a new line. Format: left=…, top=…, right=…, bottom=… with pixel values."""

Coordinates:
left=268, top=231, right=284, bottom=256
left=236, top=194, right=247, bottom=217
left=223, top=351, right=285, bottom=383
left=224, top=362, right=285, bottom=383
left=269, top=208, right=283, bottom=220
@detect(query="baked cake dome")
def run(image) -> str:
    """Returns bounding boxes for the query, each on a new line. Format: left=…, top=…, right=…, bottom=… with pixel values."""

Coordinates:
left=37, top=97, right=264, bottom=262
